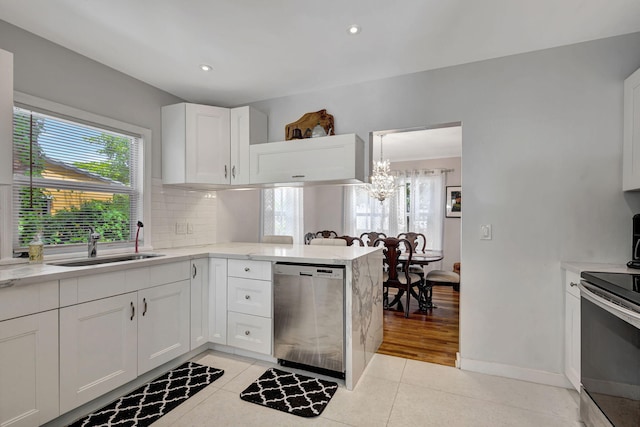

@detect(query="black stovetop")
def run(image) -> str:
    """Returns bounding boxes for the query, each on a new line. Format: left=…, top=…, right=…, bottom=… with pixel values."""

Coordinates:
left=581, top=271, right=640, bottom=306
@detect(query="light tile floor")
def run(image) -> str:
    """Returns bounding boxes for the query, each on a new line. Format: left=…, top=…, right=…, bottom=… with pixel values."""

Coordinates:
left=151, top=350, right=583, bottom=427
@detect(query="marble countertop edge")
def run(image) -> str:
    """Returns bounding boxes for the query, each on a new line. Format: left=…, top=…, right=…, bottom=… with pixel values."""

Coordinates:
left=0, top=243, right=381, bottom=285
left=561, top=261, right=635, bottom=274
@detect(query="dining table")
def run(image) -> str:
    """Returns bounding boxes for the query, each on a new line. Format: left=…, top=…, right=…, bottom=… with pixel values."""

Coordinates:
left=386, top=250, right=443, bottom=312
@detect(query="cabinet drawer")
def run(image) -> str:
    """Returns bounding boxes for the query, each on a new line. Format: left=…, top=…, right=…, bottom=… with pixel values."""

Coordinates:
left=228, top=277, right=272, bottom=317
left=227, top=311, right=272, bottom=355
left=565, top=270, right=581, bottom=299
left=0, top=280, right=58, bottom=321
left=228, top=259, right=272, bottom=281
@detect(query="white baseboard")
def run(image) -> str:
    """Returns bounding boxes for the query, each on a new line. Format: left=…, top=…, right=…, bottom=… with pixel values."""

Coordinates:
left=459, top=356, right=573, bottom=389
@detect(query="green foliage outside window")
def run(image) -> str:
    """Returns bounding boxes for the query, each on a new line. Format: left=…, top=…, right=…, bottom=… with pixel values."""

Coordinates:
left=14, top=107, right=135, bottom=248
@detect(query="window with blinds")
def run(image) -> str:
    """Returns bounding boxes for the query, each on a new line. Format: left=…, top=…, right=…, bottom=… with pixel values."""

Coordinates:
left=12, top=106, right=142, bottom=255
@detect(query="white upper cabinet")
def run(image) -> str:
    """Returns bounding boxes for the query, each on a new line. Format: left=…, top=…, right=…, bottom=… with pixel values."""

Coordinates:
left=162, top=103, right=266, bottom=187
left=230, top=106, right=267, bottom=185
left=249, top=133, right=365, bottom=185
left=0, top=48, right=13, bottom=185
left=623, top=67, right=640, bottom=191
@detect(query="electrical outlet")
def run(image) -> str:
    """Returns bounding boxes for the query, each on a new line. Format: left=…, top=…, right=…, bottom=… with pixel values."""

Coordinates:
left=187, top=223, right=194, bottom=234
left=175, top=222, right=187, bottom=234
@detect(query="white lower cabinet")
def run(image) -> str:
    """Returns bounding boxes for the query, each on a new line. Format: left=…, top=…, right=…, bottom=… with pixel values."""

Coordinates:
left=564, top=270, right=581, bottom=391
left=226, top=259, right=273, bottom=355
left=190, top=258, right=210, bottom=349
left=138, top=280, right=190, bottom=374
left=60, top=292, right=137, bottom=413
left=59, top=262, right=191, bottom=415
left=0, top=310, right=59, bottom=427
left=209, top=258, right=228, bottom=344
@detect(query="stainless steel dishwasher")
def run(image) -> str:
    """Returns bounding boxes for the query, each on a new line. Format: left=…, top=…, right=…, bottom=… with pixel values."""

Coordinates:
left=273, top=262, right=345, bottom=378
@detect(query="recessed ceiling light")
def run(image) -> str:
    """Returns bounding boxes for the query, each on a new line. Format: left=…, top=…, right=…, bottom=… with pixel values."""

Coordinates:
left=347, top=24, right=361, bottom=35
left=200, top=64, right=213, bottom=71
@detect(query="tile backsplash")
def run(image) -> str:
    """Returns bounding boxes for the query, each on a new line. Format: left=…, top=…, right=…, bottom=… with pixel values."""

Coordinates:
left=150, top=178, right=217, bottom=249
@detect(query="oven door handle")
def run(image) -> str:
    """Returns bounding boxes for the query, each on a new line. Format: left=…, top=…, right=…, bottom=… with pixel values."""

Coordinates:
left=579, top=282, right=640, bottom=329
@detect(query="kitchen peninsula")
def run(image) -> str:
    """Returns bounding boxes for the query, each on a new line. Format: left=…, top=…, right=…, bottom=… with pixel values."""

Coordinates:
left=0, top=242, right=382, bottom=426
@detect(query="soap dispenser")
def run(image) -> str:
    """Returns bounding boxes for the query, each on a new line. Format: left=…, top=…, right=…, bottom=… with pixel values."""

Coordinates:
left=28, top=233, right=44, bottom=263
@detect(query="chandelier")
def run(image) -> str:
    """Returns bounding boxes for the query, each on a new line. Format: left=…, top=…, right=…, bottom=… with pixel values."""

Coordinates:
left=367, top=135, right=396, bottom=202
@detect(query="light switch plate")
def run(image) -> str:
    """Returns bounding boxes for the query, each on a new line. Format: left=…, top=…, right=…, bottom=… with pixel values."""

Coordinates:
left=480, top=224, right=492, bottom=240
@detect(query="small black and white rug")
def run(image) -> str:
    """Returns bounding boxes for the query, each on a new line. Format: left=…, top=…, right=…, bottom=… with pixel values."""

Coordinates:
left=69, top=361, right=224, bottom=427
left=239, top=367, right=338, bottom=417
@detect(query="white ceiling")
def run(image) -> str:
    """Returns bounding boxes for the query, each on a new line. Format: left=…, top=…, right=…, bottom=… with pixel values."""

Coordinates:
left=1, top=0, right=640, bottom=107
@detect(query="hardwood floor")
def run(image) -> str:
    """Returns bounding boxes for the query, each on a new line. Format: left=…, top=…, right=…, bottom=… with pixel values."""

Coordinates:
left=377, top=285, right=460, bottom=367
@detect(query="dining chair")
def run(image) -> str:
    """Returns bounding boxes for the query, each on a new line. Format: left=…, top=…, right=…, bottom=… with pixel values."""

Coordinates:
left=309, top=238, right=347, bottom=246
left=360, top=231, right=387, bottom=246
left=397, top=232, right=427, bottom=252
left=373, top=237, right=421, bottom=318
left=397, top=232, right=428, bottom=284
left=315, top=230, right=338, bottom=238
left=421, top=265, right=461, bottom=310
left=262, top=235, right=294, bottom=244
left=338, top=235, right=365, bottom=246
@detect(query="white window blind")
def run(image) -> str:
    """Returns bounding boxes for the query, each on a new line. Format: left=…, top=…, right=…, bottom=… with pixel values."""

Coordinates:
left=12, top=106, right=142, bottom=254
left=262, top=188, right=303, bottom=244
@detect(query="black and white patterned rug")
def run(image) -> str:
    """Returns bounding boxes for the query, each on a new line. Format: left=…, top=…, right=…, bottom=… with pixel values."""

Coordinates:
left=239, top=367, right=338, bottom=417
left=69, top=361, right=224, bottom=427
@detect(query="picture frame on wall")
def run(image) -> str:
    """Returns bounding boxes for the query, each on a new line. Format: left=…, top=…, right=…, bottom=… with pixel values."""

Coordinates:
left=446, top=186, right=461, bottom=218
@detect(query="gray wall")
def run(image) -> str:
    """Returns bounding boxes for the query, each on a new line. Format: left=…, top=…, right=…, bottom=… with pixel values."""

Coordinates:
left=0, top=20, right=182, bottom=180
left=247, top=33, right=640, bottom=381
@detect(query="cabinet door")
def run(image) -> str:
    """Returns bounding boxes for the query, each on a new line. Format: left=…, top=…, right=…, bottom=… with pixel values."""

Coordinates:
left=564, top=270, right=581, bottom=391
left=190, top=258, right=209, bottom=349
left=230, top=106, right=267, bottom=185
left=249, top=134, right=364, bottom=184
left=185, top=103, right=230, bottom=184
left=0, top=310, right=58, bottom=427
left=209, top=258, right=227, bottom=344
left=60, top=293, right=137, bottom=413
left=138, top=280, right=190, bottom=374
left=623, top=67, right=640, bottom=190
left=0, top=49, right=12, bottom=185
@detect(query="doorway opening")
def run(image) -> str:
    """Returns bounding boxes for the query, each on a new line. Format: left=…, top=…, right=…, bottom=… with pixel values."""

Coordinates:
left=371, top=122, right=462, bottom=367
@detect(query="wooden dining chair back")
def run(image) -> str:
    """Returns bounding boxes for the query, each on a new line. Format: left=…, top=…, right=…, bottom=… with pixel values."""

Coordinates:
left=397, top=232, right=427, bottom=252
left=315, top=230, right=338, bottom=238
left=360, top=231, right=387, bottom=246
left=338, top=235, right=365, bottom=246
left=373, top=237, right=421, bottom=318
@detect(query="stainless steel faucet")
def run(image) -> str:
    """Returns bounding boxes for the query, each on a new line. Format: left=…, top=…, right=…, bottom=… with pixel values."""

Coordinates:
left=88, top=227, right=100, bottom=257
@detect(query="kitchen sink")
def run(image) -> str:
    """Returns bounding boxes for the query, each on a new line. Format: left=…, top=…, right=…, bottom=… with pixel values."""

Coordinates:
left=47, top=253, right=164, bottom=267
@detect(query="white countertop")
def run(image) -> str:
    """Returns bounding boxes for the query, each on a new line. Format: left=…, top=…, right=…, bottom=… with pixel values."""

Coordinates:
left=0, top=242, right=380, bottom=285
left=561, top=261, right=637, bottom=274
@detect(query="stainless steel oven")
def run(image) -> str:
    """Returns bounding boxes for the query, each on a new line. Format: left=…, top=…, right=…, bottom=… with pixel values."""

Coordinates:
left=579, top=272, right=640, bottom=427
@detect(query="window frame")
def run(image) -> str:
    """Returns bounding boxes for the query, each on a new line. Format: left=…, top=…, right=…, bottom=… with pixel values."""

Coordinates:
left=0, top=92, right=152, bottom=260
